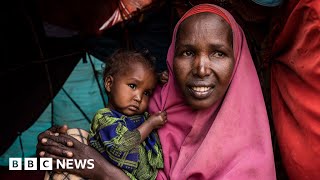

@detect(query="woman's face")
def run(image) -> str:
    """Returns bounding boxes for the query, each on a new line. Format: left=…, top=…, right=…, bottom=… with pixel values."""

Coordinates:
left=173, top=13, right=234, bottom=109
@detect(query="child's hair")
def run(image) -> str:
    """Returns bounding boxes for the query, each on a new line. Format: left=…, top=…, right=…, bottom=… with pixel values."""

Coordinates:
left=103, top=48, right=157, bottom=80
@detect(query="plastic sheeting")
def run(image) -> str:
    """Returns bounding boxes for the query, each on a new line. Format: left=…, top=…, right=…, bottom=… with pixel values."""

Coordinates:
left=0, top=54, right=106, bottom=166
left=251, top=0, right=282, bottom=7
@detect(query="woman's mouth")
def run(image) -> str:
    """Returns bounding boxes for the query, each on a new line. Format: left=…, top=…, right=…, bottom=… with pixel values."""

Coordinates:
left=188, top=86, right=214, bottom=99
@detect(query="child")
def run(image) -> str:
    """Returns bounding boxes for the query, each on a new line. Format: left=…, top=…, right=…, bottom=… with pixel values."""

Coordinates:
left=88, top=49, right=167, bottom=180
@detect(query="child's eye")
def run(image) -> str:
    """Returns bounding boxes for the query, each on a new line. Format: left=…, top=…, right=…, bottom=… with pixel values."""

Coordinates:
left=128, top=84, right=136, bottom=89
left=144, top=91, right=152, bottom=96
left=182, top=51, right=194, bottom=57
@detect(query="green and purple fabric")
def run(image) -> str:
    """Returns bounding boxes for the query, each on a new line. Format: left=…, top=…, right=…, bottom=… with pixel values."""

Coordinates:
left=89, top=108, right=163, bottom=180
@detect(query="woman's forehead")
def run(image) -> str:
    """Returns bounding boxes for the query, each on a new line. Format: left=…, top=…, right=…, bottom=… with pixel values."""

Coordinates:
left=176, top=12, right=233, bottom=45
left=180, top=12, right=229, bottom=29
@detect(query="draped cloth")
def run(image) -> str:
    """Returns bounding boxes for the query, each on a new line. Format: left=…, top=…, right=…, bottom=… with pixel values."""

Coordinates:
left=271, top=0, right=320, bottom=179
left=149, top=4, right=276, bottom=180
left=89, top=108, right=163, bottom=180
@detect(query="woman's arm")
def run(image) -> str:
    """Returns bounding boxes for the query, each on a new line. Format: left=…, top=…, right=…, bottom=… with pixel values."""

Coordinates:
left=37, top=125, right=129, bottom=180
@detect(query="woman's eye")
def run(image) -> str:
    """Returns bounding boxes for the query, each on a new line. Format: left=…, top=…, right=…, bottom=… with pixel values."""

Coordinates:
left=144, top=91, right=152, bottom=96
left=128, top=84, right=136, bottom=89
left=182, top=51, right=194, bottom=57
left=212, top=51, right=225, bottom=58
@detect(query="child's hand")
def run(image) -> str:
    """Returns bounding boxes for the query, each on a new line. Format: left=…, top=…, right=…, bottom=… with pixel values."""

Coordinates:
left=158, top=70, right=168, bottom=84
left=148, top=111, right=167, bottom=129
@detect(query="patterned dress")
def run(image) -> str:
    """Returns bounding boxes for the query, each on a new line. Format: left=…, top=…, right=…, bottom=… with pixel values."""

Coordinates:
left=88, top=108, right=163, bottom=180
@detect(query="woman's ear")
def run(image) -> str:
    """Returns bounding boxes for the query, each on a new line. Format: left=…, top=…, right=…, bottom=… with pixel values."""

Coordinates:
left=104, top=75, right=113, bottom=93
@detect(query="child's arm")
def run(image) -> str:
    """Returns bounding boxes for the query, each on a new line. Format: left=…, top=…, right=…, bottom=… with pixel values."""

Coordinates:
left=137, top=111, right=167, bottom=143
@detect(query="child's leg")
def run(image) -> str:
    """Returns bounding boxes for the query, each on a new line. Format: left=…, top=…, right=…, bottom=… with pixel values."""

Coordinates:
left=44, top=128, right=89, bottom=180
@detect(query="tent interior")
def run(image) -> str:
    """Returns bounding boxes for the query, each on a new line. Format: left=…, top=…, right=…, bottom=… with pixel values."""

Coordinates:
left=2, top=0, right=289, bottom=179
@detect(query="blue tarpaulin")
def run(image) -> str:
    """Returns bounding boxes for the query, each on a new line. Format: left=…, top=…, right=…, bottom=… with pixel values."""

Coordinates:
left=0, top=54, right=107, bottom=166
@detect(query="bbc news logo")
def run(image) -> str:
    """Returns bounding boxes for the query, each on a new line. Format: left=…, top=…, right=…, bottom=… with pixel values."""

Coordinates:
left=9, top=158, right=94, bottom=170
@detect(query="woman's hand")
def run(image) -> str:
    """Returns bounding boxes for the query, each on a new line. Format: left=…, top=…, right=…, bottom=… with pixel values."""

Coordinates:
left=37, top=125, right=72, bottom=158
left=37, top=125, right=129, bottom=180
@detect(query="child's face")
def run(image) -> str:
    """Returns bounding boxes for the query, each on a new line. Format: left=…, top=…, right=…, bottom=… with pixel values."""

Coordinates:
left=105, top=62, right=157, bottom=116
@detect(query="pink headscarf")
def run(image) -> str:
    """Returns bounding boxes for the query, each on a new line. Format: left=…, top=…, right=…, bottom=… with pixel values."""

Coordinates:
left=149, top=4, right=276, bottom=180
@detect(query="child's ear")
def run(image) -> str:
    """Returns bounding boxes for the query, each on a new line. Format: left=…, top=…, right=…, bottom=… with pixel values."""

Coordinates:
left=104, top=75, right=113, bottom=93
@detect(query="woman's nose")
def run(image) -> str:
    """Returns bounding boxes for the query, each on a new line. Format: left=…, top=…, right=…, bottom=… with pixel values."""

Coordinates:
left=192, top=56, right=211, bottom=78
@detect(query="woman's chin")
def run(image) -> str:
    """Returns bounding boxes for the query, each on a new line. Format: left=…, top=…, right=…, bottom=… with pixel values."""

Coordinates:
left=186, top=98, right=217, bottom=110
left=183, top=90, right=220, bottom=110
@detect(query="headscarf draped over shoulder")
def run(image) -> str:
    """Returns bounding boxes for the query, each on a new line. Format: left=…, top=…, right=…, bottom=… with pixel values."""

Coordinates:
left=149, top=4, right=276, bottom=180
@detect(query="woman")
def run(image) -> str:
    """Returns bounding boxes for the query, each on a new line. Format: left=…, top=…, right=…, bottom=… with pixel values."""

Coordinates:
left=37, top=4, right=276, bottom=179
